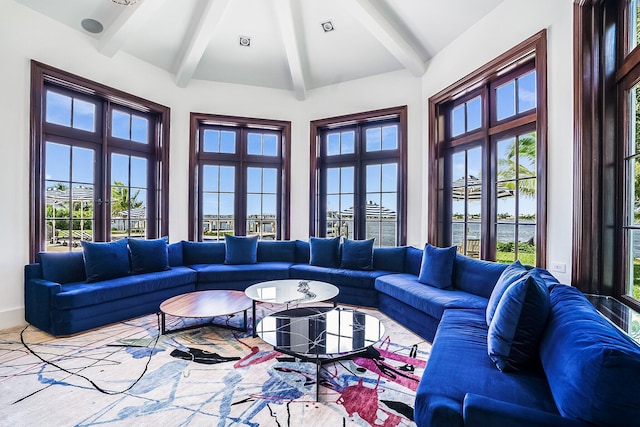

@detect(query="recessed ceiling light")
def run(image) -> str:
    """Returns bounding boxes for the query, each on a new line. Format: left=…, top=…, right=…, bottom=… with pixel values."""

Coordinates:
left=81, top=18, right=104, bottom=34
left=321, top=20, right=334, bottom=32
left=239, top=36, right=251, bottom=47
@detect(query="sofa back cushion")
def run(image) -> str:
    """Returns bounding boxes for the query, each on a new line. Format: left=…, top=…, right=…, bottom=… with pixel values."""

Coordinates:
left=309, top=237, right=341, bottom=267
left=340, top=238, right=374, bottom=270
left=167, top=242, right=183, bottom=267
left=487, top=269, right=550, bottom=372
left=257, top=240, right=296, bottom=262
left=453, top=254, right=508, bottom=298
left=39, top=251, right=86, bottom=284
left=224, top=235, right=258, bottom=264
left=418, top=244, right=457, bottom=289
left=294, top=240, right=310, bottom=263
left=128, top=237, right=170, bottom=274
left=486, top=260, right=529, bottom=326
left=539, top=284, right=640, bottom=427
left=182, top=241, right=225, bottom=265
left=404, top=246, right=424, bottom=276
left=373, top=246, right=406, bottom=272
left=81, top=239, right=130, bottom=282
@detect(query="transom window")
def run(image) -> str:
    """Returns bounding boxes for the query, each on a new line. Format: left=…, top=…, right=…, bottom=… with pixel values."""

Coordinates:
left=189, top=114, right=291, bottom=241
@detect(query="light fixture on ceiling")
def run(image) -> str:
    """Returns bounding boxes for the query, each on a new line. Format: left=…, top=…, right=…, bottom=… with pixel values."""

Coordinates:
left=321, top=20, right=334, bottom=32
left=112, top=0, right=138, bottom=5
left=81, top=18, right=104, bottom=34
left=239, top=36, right=251, bottom=47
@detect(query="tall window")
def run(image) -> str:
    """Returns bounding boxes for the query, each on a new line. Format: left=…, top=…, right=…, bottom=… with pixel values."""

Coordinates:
left=30, top=61, right=170, bottom=261
left=189, top=114, right=291, bottom=241
left=429, top=31, right=546, bottom=266
left=310, top=106, right=407, bottom=247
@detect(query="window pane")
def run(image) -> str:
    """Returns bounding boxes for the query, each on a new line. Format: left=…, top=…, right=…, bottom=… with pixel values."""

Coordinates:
left=112, top=110, right=130, bottom=140
left=72, top=99, right=95, bottom=132
left=341, top=131, right=355, bottom=154
left=451, top=104, right=465, bottom=137
left=631, top=83, right=640, bottom=156
left=519, top=133, right=537, bottom=178
left=382, top=125, right=398, bottom=150
left=219, top=193, right=234, bottom=215
left=263, top=194, right=276, bottom=215
left=341, top=167, right=354, bottom=192
left=497, top=137, right=516, bottom=181
left=264, top=134, right=278, bottom=156
left=452, top=199, right=465, bottom=222
left=203, top=165, right=219, bottom=192
left=248, top=133, right=262, bottom=155
left=203, top=193, right=218, bottom=216
left=219, top=166, right=235, bottom=192
left=519, top=179, right=537, bottom=219
left=496, top=80, right=516, bottom=121
left=247, top=167, right=262, bottom=193
left=131, top=115, right=148, bottom=143
left=327, top=168, right=340, bottom=193
left=263, top=168, right=277, bottom=193
left=632, top=157, right=640, bottom=226
left=518, top=224, right=536, bottom=265
left=467, top=97, right=482, bottom=131
left=327, top=133, right=340, bottom=156
left=220, top=131, right=236, bottom=153
left=366, top=164, right=381, bottom=192
left=203, top=130, right=220, bottom=152
left=628, top=229, right=640, bottom=299
left=46, top=142, right=70, bottom=181
left=451, top=222, right=464, bottom=247
left=366, top=127, right=382, bottom=152
left=46, top=91, right=71, bottom=127
left=497, top=184, right=516, bottom=221
left=130, top=156, right=147, bottom=188
left=451, top=151, right=465, bottom=185
left=630, top=0, right=640, bottom=53
left=381, top=163, right=397, bottom=192
left=518, top=71, right=536, bottom=113
left=247, top=193, right=261, bottom=216
left=467, top=147, right=482, bottom=178
left=111, top=153, right=129, bottom=185
left=467, top=188, right=482, bottom=221
left=72, top=147, right=94, bottom=184
left=381, top=192, right=397, bottom=214
left=496, top=224, right=516, bottom=263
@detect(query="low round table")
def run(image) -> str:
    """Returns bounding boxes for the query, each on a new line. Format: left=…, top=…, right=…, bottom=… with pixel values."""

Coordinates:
left=245, top=279, right=339, bottom=337
left=256, top=306, right=385, bottom=400
left=159, top=290, right=252, bottom=334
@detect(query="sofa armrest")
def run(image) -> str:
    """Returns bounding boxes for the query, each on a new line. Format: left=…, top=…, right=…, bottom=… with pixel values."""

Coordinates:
left=24, top=278, right=62, bottom=333
left=462, top=394, right=590, bottom=427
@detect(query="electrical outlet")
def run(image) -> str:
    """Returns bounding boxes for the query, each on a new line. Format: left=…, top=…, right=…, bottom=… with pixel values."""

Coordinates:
left=550, top=262, right=566, bottom=273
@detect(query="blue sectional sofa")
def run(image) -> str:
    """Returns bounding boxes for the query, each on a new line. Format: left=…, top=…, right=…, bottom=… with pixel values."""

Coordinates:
left=24, top=239, right=640, bottom=426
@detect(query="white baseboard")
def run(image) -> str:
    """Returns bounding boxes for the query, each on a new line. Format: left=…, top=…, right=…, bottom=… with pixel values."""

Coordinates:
left=0, top=306, right=26, bottom=331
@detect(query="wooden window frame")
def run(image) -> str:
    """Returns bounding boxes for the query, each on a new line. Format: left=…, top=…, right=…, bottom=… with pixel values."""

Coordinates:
left=188, top=113, right=291, bottom=241
left=30, top=61, right=170, bottom=262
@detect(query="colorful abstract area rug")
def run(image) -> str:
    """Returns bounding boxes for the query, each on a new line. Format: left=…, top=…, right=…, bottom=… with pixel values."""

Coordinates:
left=0, top=305, right=430, bottom=426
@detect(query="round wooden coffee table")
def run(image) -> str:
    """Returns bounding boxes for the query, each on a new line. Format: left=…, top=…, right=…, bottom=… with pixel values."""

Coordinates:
left=159, top=290, right=252, bottom=334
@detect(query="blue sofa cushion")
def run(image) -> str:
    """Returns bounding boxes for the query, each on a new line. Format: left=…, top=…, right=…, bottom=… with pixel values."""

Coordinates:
left=414, top=308, right=558, bottom=427
left=39, top=251, right=86, bottom=284
left=182, top=241, right=225, bottom=265
left=404, top=246, right=423, bottom=276
left=257, top=240, right=296, bottom=262
left=128, top=237, right=170, bottom=275
left=289, top=264, right=387, bottom=290
left=81, top=239, right=130, bottom=283
left=192, top=262, right=292, bottom=283
left=54, top=266, right=196, bottom=310
left=167, top=242, right=183, bottom=267
left=309, top=237, right=340, bottom=267
left=294, top=240, right=310, bottom=263
left=453, top=254, right=508, bottom=298
left=375, top=273, right=488, bottom=320
left=540, top=284, right=640, bottom=427
left=224, top=235, right=258, bottom=264
left=418, top=244, right=457, bottom=289
left=373, top=246, right=406, bottom=272
left=486, top=260, right=529, bottom=326
left=488, top=270, right=550, bottom=372
left=340, top=238, right=374, bottom=270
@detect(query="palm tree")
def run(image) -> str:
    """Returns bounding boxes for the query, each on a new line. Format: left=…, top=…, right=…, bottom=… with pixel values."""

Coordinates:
left=497, top=132, right=537, bottom=197
left=111, top=181, right=143, bottom=216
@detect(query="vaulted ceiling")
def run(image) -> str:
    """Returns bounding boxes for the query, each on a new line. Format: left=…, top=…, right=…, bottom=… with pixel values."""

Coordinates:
left=16, top=0, right=504, bottom=99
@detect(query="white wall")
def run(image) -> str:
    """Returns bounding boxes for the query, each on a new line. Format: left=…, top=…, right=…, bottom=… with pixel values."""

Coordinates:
left=0, top=0, right=573, bottom=330
left=421, top=0, right=574, bottom=284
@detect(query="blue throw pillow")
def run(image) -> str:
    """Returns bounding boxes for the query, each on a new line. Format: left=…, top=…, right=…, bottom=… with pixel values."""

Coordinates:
left=39, top=251, right=86, bottom=284
left=373, top=246, right=406, bottom=272
left=486, top=260, right=529, bottom=326
left=340, top=238, right=374, bottom=270
left=182, top=241, right=226, bottom=265
left=81, top=239, right=130, bottom=283
left=128, top=237, right=169, bottom=274
left=309, top=237, right=341, bottom=267
left=487, top=270, right=551, bottom=372
left=417, top=244, right=457, bottom=289
left=224, top=235, right=258, bottom=264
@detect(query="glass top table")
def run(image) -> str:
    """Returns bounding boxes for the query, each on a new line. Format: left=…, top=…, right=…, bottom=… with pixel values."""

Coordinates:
left=245, top=279, right=339, bottom=337
left=255, top=306, right=385, bottom=400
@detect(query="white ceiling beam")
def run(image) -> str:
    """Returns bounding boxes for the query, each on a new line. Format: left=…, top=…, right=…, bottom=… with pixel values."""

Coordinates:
left=345, top=0, right=426, bottom=77
left=273, top=0, right=307, bottom=100
left=174, top=0, right=231, bottom=88
left=98, top=0, right=159, bottom=57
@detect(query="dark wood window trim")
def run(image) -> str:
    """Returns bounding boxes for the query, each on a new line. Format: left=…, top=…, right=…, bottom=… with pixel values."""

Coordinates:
left=188, top=113, right=291, bottom=241
left=573, top=0, right=640, bottom=312
left=309, top=106, right=408, bottom=245
left=29, top=60, right=170, bottom=262
left=428, top=30, right=547, bottom=266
